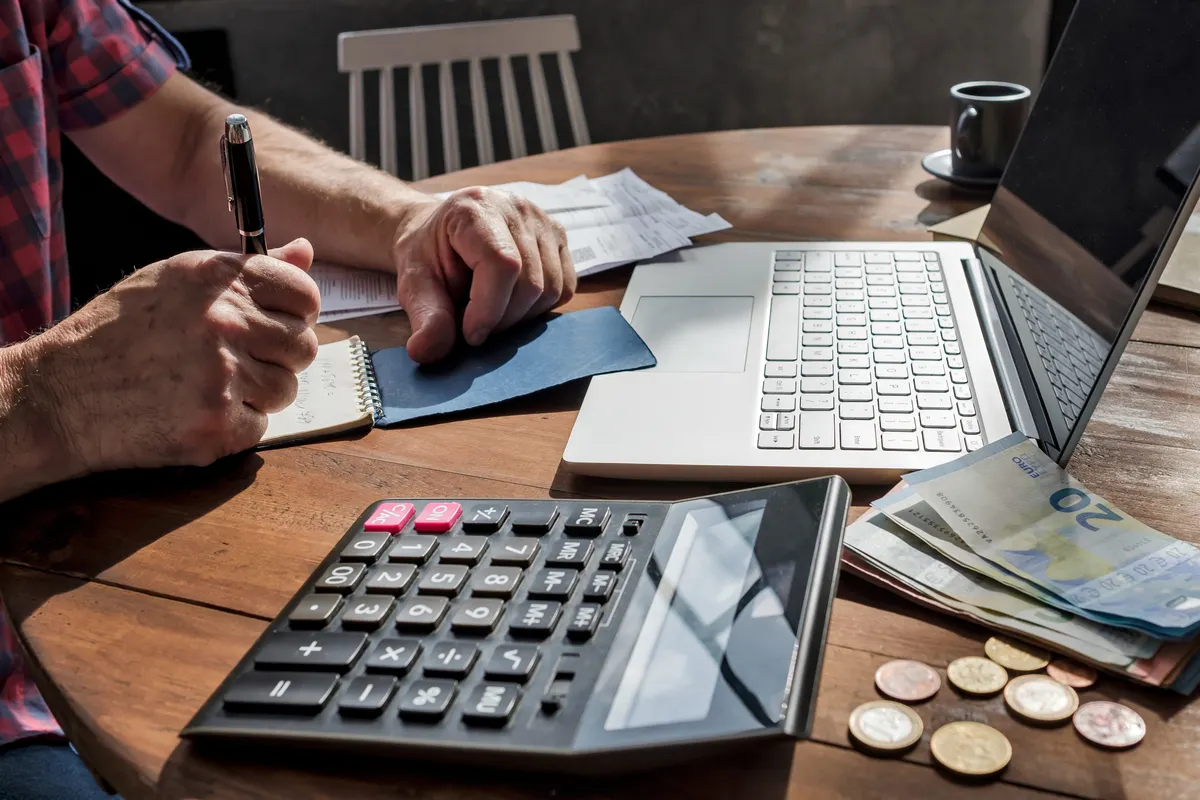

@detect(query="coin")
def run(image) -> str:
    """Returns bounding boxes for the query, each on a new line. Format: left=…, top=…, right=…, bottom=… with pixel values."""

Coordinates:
left=1047, top=659, right=1097, bottom=689
left=874, top=659, right=941, bottom=702
left=1004, top=674, right=1079, bottom=724
left=848, top=700, right=924, bottom=753
left=1073, top=701, right=1147, bottom=749
left=930, top=721, right=1012, bottom=777
left=984, top=636, right=1050, bottom=672
left=947, top=656, right=1009, bottom=696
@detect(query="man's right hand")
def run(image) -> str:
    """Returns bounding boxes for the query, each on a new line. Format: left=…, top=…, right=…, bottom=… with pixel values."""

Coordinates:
left=25, top=238, right=320, bottom=474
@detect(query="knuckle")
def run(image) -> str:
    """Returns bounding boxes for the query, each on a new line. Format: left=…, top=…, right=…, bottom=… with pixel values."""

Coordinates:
left=453, top=186, right=488, bottom=205
left=295, top=328, right=320, bottom=367
left=549, top=219, right=568, bottom=241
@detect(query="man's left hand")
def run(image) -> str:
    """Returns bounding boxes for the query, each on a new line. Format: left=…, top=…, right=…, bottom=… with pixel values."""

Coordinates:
left=392, top=187, right=577, bottom=363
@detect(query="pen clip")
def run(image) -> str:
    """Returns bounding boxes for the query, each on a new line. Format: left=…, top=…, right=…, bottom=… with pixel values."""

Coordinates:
left=219, top=134, right=233, bottom=212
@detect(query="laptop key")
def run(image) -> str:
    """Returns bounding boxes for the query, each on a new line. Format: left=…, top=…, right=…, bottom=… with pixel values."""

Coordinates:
left=907, top=333, right=940, bottom=346
left=916, top=393, right=953, bottom=410
left=801, top=377, right=834, bottom=393
left=757, top=432, right=794, bottom=449
left=839, top=369, right=871, bottom=385
left=838, top=355, right=870, bottom=369
left=775, top=251, right=805, bottom=261
left=834, top=252, right=862, bottom=266
left=804, top=306, right=833, bottom=319
left=772, top=282, right=800, bottom=295
left=802, top=347, right=834, bottom=361
left=957, top=401, right=977, bottom=417
left=881, top=432, right=919, bottom=451
left=838, top=328, right=868, bottom=341
left=762, top=396, right=796, bottom=412
left=863, top=252, right=892, bottom=264
left=914, top=377, right=948, bottom=393
left=874, top=351, right=906, bottom=364
left=763, top=379, right=797, bottom=394
left=839, top=403, right=874, bottom=420
left=893, top=252, right=921, bottom=261
left=947, top=355, right=966, bottom=369
left=965, top=435, right=985, bottom=451
left=912, top=361, right=945, bottom=376
left=949, top=368, right=969, bottom=383
left=953, top=384, right=972, bottom=400
left=802, top=333, right=833, bottom=347
left=878, top=397, right=914, bottom=414
left=766, top=295, right=800, bottom=360
left=918, top=410, right=956, bottom=428
left=759, top=413, right=777, bottom=431
left=910, top=347, right=943, bottom=361
left=871, top=309, right=901, bottom=322
left=766, top=363, right=797, bottom=378
left=871, top=322, right=902, bottom=336
left=905, top=319, right=936, bottom=332
left=875, top=364, right=908, bottom=379
left=840, top=421, right=877, bottom=449
left=804, top=320, right=833, bottom=333
left=801, top=395, right=834, bottom=410
left=837, top=301, right=866, bottom=314
left=805, top=252, right=833, bottom=270
left=839, top=386, right=872, bottom=402
left=802, top=362, right=834, bottom=376
left=868, top=297, right=899, bottom=309
left=777, top=413, right=797, bottom=431
left=876, top=380, right=911, bottom=396
left=799, top=411, right=836, bottom=448
left=923, top=429, right=962, bottom=452
left=962, top=418, right=981, bottom=435
left=880, top=415, right=917, bottom=432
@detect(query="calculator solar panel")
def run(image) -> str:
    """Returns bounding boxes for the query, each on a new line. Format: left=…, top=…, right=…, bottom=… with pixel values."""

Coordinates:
left=183, top=478, right=850, bottom=774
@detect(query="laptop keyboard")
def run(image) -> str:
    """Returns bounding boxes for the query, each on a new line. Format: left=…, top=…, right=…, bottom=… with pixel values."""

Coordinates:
left=758, top=250, right=984, bottom=454
left=1008, top=276, right=1106, bottom=428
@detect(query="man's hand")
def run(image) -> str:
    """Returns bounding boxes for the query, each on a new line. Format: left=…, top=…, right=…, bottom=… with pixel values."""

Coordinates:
left=392, top=187, right=577, bottom=363
left=26, top=239, right=320, bottom=474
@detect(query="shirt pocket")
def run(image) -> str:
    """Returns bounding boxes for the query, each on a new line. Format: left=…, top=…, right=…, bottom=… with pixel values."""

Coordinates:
left=0, top=47, right=49, bottom=239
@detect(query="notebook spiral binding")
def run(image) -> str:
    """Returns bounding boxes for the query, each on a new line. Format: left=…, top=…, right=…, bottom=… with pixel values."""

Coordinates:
left=349, top=336, right=384, bottom=422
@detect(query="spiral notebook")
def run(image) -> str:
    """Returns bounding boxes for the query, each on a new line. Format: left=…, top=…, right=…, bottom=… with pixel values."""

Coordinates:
left=258, top=307, right=657, bottom=447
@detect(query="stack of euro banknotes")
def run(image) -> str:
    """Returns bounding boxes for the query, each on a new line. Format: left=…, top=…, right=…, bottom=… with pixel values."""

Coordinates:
left=846, top=432, right=1200, bottom=694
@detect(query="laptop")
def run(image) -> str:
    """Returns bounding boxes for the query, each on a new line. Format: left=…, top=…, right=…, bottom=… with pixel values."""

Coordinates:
left=564, top=0, right=1200, bottom=484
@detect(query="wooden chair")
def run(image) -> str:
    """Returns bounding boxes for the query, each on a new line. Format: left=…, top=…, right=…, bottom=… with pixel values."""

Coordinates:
left=337, top=14, right=591, bottom=179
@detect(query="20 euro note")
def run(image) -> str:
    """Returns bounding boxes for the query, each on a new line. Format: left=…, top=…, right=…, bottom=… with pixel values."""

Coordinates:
left=845, top=511, right=1159, bottom=664
left=872, top=485, right=1150, bottom=634
left=906, top=432, right=1200, bottom=639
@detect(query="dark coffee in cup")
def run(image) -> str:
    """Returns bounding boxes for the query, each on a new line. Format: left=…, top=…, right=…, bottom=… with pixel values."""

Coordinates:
left=950, top=81, right=1032, bottom=179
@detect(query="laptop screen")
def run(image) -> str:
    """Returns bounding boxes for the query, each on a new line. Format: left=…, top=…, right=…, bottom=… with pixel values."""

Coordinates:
left=976, top=0, right=1200, bottom=462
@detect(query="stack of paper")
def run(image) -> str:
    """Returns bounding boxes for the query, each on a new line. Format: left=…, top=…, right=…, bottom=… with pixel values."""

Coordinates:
left=312, top=169, right=730, bottom=323
left=847, top=432, right=1200, bottom=693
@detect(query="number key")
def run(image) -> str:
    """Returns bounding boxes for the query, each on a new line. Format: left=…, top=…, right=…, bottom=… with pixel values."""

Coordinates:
left=387, top=535, right=438, bottom=564
left=469, top=566, right=523, bottom=598
left=418, top=565, right=469, bottom=596
left=438, top=536, right=489, bottom=565
left=451, top=598, right=505, bottom=634
left=546, top=539, right=594, bottom=568
left=314, top=563, right=365, bottom=594
left=340, top=532, right=391, bottom=562
left=394, top=597, right=449, bottom=632
left=364, top=564, right=417, bottom=595
left=340, top=595, right=395, bottom=630
left=490, top=538, right=540, bottom=566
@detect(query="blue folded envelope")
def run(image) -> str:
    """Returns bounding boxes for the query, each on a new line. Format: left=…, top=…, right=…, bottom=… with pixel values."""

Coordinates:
left=371, top=306, right=656, bottom=426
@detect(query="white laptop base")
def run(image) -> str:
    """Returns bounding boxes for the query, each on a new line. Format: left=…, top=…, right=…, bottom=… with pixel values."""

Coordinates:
left=563, top=242, right=1015, bottom=484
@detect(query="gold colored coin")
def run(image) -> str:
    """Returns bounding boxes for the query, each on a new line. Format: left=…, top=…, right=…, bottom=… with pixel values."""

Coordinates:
left=848, top=700, right=924, bottom=754
left=947, top=656, right=1009, bottom=696
left=1004, top=674, right=1079, bottom=724
left=1073, top=701, right=1146, bottom=749
left=1047, top=659, right=1097, bottom=689
left=984, top=636, right=1050, bottom=672
left=874, top=659, right=941, bottom=702
left=930, top=721, right=1012, bottom=777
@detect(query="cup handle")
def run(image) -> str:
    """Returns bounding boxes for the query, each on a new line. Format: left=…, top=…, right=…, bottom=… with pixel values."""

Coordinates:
left=954, top=105, right=982, bottom=163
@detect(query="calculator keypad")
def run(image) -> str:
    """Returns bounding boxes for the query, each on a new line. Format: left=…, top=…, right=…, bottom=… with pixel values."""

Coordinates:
left=211, top=498, right=661, bottom=747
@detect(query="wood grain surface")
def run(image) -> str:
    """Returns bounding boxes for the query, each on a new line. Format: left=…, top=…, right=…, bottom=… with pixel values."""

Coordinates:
left=3, top=126, right=1199, bottom=799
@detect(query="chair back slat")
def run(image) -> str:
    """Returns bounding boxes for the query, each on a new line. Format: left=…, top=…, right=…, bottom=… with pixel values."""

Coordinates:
left=378, top=66, right=397, bottom=175
left=557, top=51, right=590, bottom=147
left=468, top=58, right=494, bottom=166
left=348, top=70, right=366, bottom=160
left=408, top=65, right=428, bottom=180
left=439, top=61, right=461, bottom=173
left=498, top=55, right=527, bottom=159
left=527, top=53, right=558, bottom=153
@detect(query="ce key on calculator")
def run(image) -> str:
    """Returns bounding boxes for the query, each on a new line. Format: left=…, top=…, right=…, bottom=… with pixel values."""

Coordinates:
left=183, top=477, right=850, bottom=774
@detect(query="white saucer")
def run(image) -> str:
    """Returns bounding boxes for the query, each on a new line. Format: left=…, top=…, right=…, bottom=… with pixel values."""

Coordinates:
left=921, top=149, right=1000, bottom=190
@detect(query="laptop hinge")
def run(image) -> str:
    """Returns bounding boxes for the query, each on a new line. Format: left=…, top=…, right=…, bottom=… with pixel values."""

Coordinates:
left=961, top=253, right=1041, bottom=441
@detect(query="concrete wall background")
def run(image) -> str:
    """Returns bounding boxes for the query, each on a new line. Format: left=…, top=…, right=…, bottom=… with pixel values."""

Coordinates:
left=140, top=0, right=1051, bottom=178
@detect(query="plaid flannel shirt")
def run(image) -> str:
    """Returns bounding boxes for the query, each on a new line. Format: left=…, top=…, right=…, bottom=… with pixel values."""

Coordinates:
left=0, top=0, right=186, bottom=746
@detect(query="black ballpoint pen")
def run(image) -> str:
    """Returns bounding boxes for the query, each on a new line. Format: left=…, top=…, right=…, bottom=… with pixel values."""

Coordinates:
left=221, top=113, right=267, bottom=255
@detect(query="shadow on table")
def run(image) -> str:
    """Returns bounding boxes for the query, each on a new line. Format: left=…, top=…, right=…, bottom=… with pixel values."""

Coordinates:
left=155, top=737, right=797, bottom=800
left=0, top=452, right=264, bottom=618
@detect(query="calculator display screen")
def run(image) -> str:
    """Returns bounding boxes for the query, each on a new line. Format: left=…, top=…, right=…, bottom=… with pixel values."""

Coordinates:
left=575, top=480, right=829, bottom=749
left=602, top=501, right=772, bottom=731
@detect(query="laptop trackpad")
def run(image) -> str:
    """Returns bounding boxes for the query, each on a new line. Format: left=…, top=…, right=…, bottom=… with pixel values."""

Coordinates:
left=630, top=296, right=752, bottom=373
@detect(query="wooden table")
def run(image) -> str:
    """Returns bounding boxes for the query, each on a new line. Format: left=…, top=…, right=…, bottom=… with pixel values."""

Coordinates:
left=3, top=125, right=1200, bottom=799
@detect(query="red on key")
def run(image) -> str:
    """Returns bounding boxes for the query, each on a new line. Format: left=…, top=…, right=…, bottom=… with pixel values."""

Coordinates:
left=413, top=502, right=463, bottom=533
left=363, top=502, right=415, bottom=532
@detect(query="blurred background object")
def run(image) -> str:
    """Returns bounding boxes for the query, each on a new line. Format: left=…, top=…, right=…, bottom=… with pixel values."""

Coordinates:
left=66, top=0, right=1062, bottom=304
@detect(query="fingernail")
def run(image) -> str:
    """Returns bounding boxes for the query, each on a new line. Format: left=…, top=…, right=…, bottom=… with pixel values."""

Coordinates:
left=465, top=326, right=487, bottom=346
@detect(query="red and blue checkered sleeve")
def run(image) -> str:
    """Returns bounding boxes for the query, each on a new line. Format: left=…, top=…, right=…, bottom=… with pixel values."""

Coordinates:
left=45, top=0, right=181, bottom=131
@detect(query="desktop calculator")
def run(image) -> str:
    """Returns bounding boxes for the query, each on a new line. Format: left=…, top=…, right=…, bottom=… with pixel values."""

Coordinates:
left=183, top=477, right=850, bottom=774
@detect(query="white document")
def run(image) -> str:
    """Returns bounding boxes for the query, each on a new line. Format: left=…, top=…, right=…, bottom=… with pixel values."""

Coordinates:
left=315, top=169, right=730, bottom=323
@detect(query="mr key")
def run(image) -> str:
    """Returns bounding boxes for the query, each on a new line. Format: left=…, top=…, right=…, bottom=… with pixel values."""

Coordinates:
left=183, top=481, right=850, bottom=773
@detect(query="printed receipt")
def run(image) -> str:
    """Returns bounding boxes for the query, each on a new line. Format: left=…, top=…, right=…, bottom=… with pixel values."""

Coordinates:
left=312, top=169, right=730, bottom=323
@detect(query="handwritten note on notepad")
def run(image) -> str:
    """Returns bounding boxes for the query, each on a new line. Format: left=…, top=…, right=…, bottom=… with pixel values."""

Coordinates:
left=259, top=337, right=377, bottom=446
